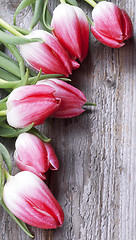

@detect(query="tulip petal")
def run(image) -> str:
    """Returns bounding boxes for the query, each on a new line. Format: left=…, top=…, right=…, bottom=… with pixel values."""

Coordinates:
left=44, top=143, right=59, bottom=170
left=52, top=3, right=89, bottom=62
left=120, top=9, right=133, bottom=40
left=37, top=79, right=87, bottom=118
left=91, top=26, right=124, bottom=48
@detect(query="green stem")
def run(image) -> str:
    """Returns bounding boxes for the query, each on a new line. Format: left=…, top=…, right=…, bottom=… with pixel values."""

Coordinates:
left=60, top=0, right=66, bottom=3
left=0, top=78, right=18, bottom=89
left=0, top=56, right=21, bottom=78
left=12, top=25, right=31, bottom=35
left=5, top=44, right=25, bottom=81
left=84, top=102, right=97, bottom=106
left=0, top=110, right=7, bottom=116
left=84, top=0, right=97, bottom=8
left=0, top=18, right=23, bottom=37
left=4, top=169, right=11, bottom=181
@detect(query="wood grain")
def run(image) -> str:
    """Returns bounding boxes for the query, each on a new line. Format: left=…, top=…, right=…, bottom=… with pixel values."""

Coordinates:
left=0, top=0, right=135, bottom=239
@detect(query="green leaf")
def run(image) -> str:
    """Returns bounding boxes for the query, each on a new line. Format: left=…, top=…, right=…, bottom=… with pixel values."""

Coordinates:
left=0, top=55, right=21, bottom=78
left=0, top=123, right=34, bottom=138
left=0, top=154, right=4, bottom=203
left=13, top=0, right=37, bottom=25
left=29, top=127, right=51, bottom=142
left=0, top=116, right=7, bottom=123
left=1, top=200, right=34, bottom=238
left=0, top=68, right=20, bottom=82
left=15, top=68, right=29, bottom=88
left=0, top=102, right=7, bottom=111
left=30, top=0, right=44, bottom=29
left=65, top=0, right=78, bottom=6
left=0, top=30, right=44, bottom=45
left=0, top=51, right=18, bottom=66
left=29, top=69, right=41, bottom=85
left=42, top=0, right=53, bottom=31
left=0, top=144, right=11, bottom=174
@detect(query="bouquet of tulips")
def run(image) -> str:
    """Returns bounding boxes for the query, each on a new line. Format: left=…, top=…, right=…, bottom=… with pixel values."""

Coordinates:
left=0, top=0, right=133, bottom=237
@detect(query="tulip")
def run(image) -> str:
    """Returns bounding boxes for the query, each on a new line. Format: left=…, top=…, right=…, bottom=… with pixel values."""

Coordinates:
left=19, top=30, right=80, bottom=77
left=51, top=3, right=89, bottom=62
left=6, top=84, right=60, bottom=128
left=3, top=171, right=64, bottom=229
left=37, top=79, right=87, bottom=118
left=14, top=133, right=59, bottom=180
left=90, top=1, right=133, bottom=48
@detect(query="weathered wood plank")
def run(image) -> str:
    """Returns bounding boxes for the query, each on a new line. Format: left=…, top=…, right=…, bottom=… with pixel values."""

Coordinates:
left=0, top=0, right=136, bottom=239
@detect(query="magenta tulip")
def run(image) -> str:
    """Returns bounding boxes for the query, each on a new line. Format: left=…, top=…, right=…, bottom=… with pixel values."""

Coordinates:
left=3, top=171, right=64, bottom=229
left=19, top=30, right=80, bottom=77
left=37, top=79, right=87, bottom=118
left=51, top=3, right=89, bottom=62
left=6, top=84, right=60, bottom=128
left=91, top=1, right=133, bottom=48
left=14, top=133, right=59, bottom=180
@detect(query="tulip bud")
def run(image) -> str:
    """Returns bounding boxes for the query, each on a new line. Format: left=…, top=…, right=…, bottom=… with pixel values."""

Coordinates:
left=51, top=3, right=89, bottom=62
left=19, top=30, right=80, bottom=77
left=37, top=79, right=87, bottom=118
left=6, top=84, right=60, bottom=128
left=14, top=133, right=59, bottom=180
left=3, top=171, right=64, bottom=229
left=91, top=1, right=133, bottom=48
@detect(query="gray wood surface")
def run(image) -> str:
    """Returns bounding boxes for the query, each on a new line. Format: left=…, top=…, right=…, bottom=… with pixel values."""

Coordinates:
left=0, top=0, right=135, bottom=239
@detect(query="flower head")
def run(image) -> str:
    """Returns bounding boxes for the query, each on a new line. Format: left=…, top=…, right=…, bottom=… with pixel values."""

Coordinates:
left=3, top=171, right=64, bottom=229
left=91, top=1, right=133, bottom=48
left=14, top=133, right=59, bottom=180
left=20, top=30, right=80, bottom=77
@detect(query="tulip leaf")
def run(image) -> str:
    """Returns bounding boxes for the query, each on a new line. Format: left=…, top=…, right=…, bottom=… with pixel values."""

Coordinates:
left=0, top=55, right=21, bottom=78
left=0, top=144, right=11, bottom=174
left=29, top=69, right=41, bottom=85
left=30, top=0, right=44, bottom=29
left=0, top=31, right=44, bottom=45
left=1, top=200, right=34, bottom=238
left=0, top=68, right=20, bottom=82
left=0, top=116, right=7, bottom=123
left=0, top=122, right=34, bottom=138
left=29, top=127, right=51, bottom=142
left=15, top=69, right=29, bottom=88
left=0, top=102, right=7, bottom=111
left=42, top=0, right=53, bottom=32
left=13, top=0, right=37, bottom=25
left=66, top=0, right=78, bottom=6
left=0, top=154, right=4, bottom=203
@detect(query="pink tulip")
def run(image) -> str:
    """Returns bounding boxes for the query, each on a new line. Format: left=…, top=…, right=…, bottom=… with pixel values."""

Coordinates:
left=14, top=133, right=59, bottom=180
left=6, top=84, right=60, bottom=128
left=91, top=1, right=133, bottom=48
left=3, top=171, right=64, bottom=229
left=19, top=30, right=80, bottom=77
left=51, top=3, right=89, bottom=62
left=37, top=79, right=87, bottom=118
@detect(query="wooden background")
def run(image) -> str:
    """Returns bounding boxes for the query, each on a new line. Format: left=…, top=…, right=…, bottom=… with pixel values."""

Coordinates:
left=0, top=0, right=135, bottom=239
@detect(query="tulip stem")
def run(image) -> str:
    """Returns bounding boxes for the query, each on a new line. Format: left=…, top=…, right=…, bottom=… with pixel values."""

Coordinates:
left=4, top=169, right=11, bottom=180
left=0, top=110, right=7, bottom=116
left=0, top=18, right=23, bottom=37
left=84, top=102, right=97, bottom=106
left=84, top=0, right=97, bottom=8
left=0, top=78, right=18, bottom=89
left=60, top=0, right=66, bottom=3
left=5, top=44, right=25, bottom=81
